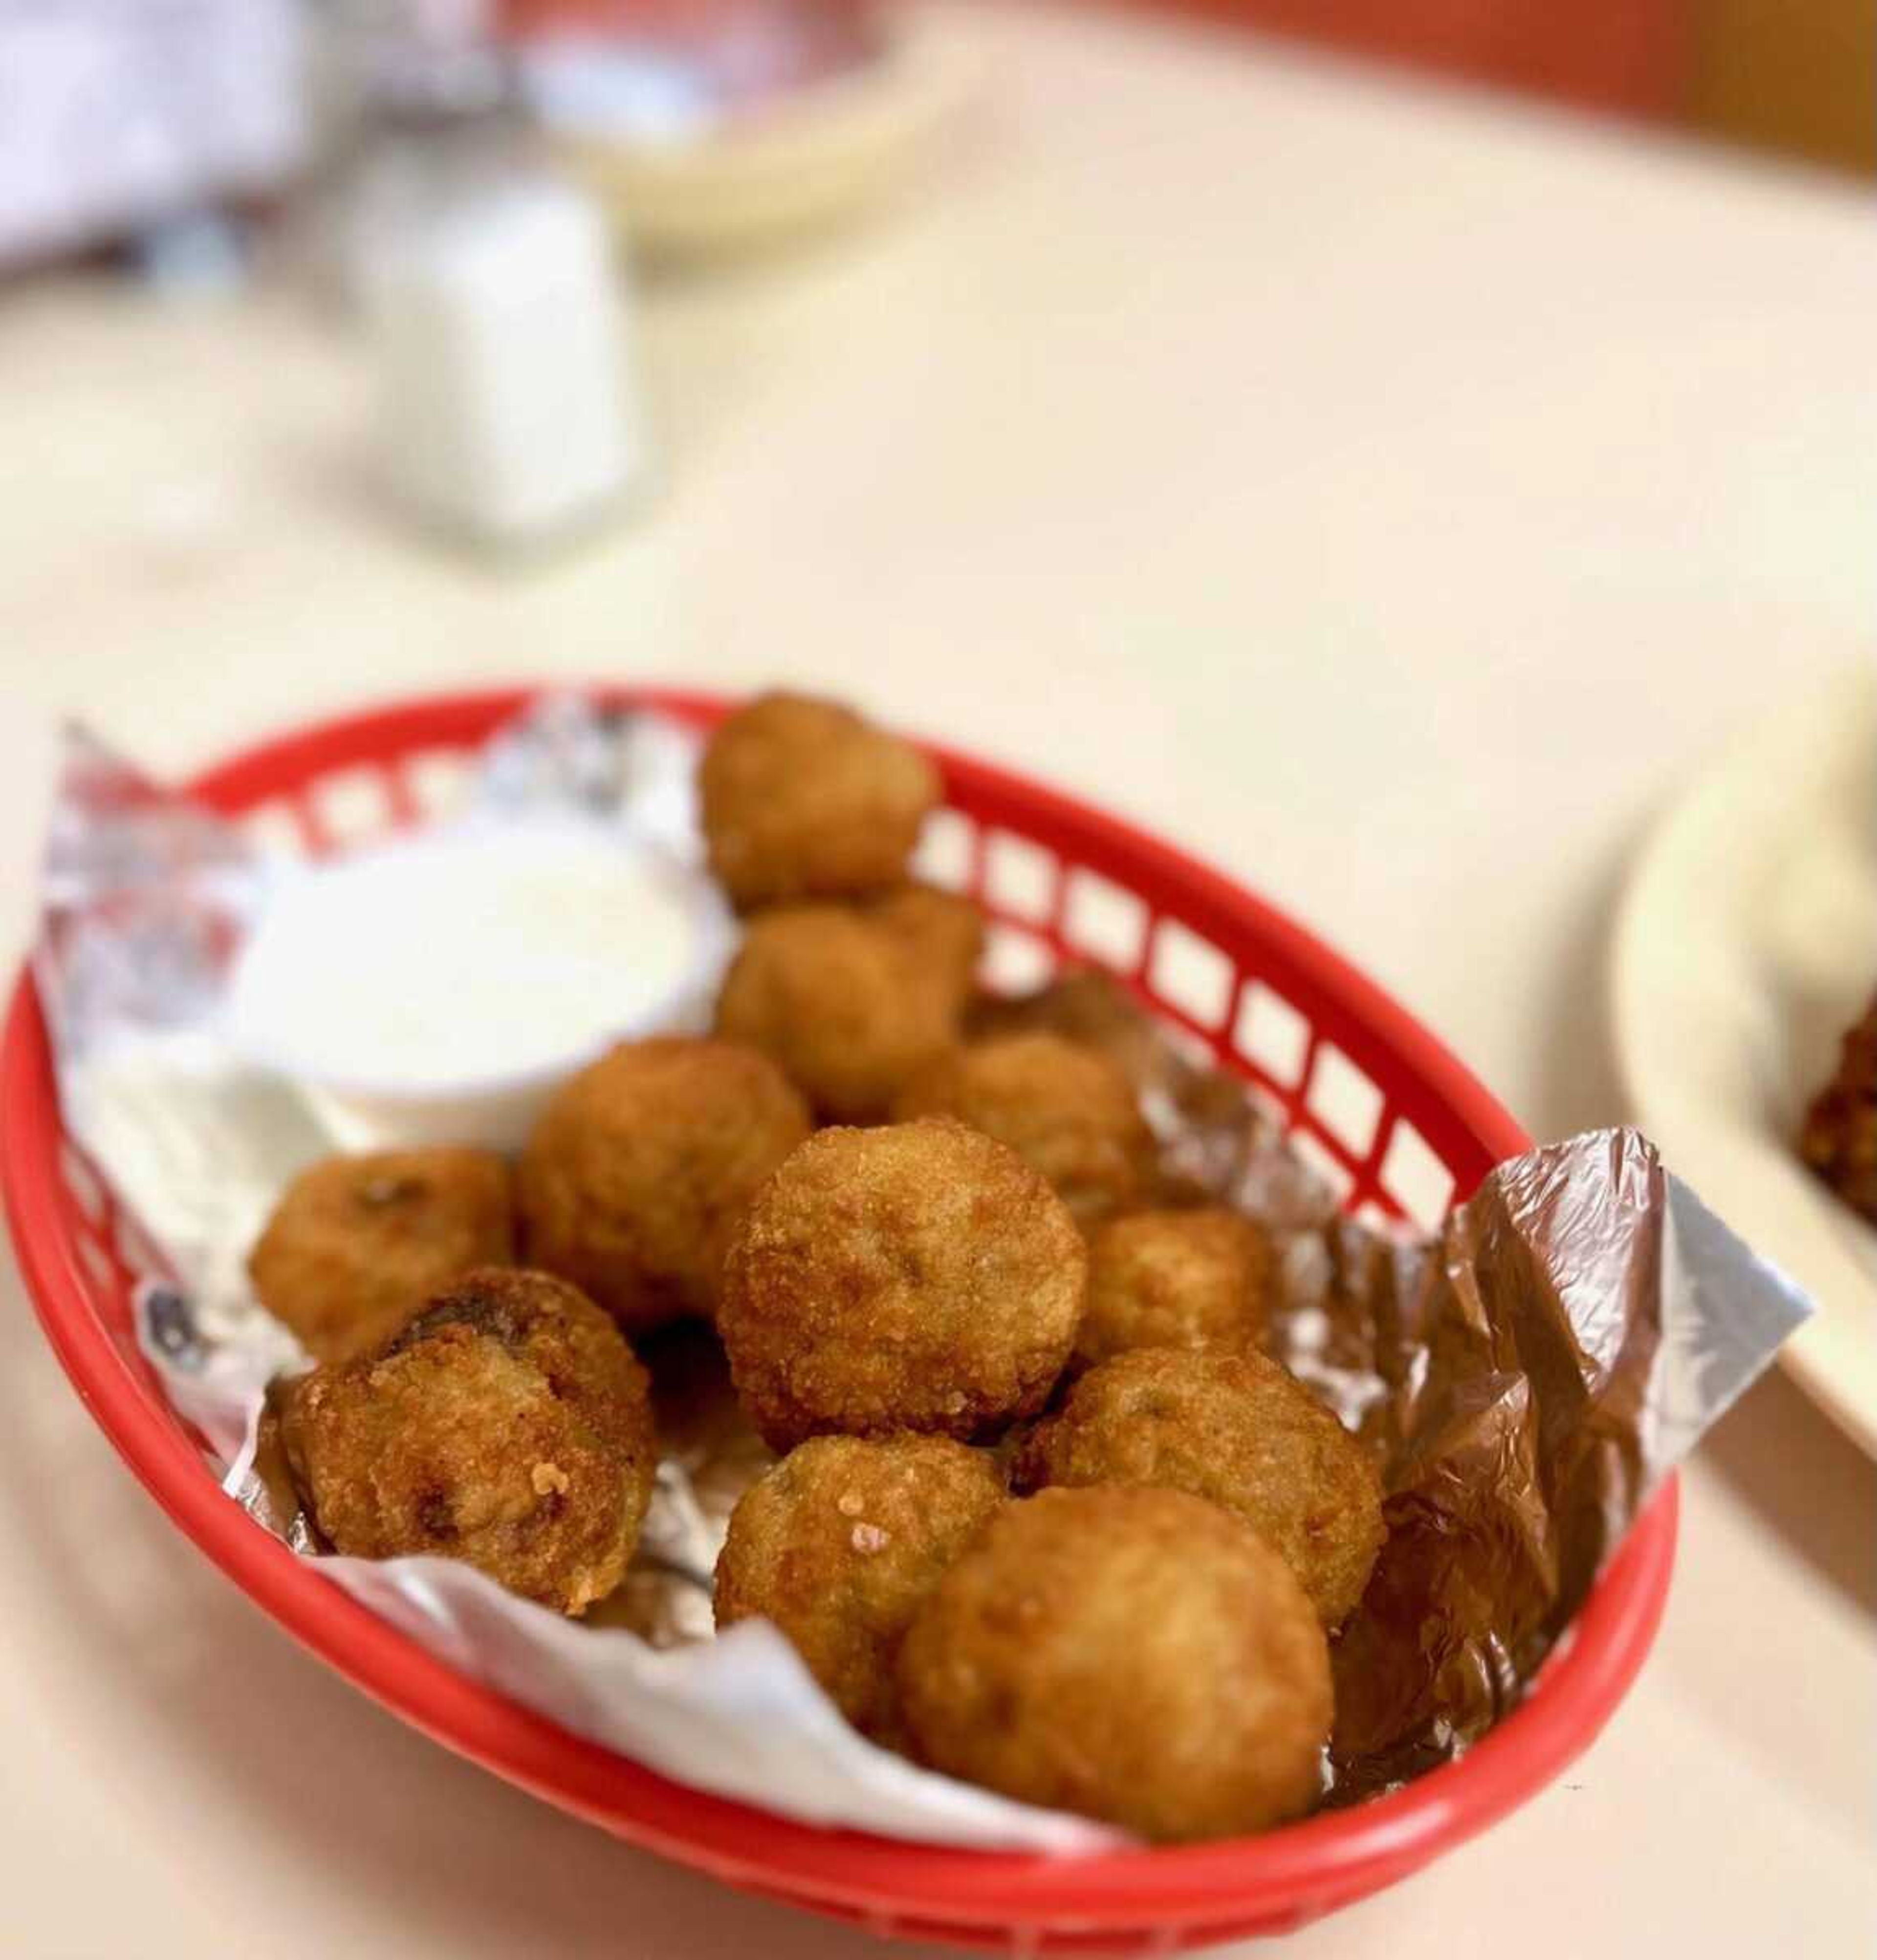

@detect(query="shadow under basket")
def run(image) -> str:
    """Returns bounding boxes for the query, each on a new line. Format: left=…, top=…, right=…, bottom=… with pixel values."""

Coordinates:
left=0, top=684, right=1678, bottom=1954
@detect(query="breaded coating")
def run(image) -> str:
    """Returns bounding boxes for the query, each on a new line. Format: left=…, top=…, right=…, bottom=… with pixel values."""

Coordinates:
left=699, top=692, right=939, bottom=910
left=861, top=884, right=985, bottom=1007
left=248, top=1147, right=514, bottom=1362
left=714, top=907, right=959, bottom=1122
left=519, top=1037, right=810, bottom=1335
left=278, top=1267, right=656, bottom=1614
left=893, top=1032, right=1156, bottom=1226
left=1014, top=1348, right=1384, bottom=1628
left=715, top=1434, right=1006, bottom=1744
left=1076, top=1206, right=1274, bottom=1368
left=719, top=1120, right=1087, bottom=1450
left=1800, top=993, right=1877, bottom=1221
left=897, top=1486, right=1331, bottom=1841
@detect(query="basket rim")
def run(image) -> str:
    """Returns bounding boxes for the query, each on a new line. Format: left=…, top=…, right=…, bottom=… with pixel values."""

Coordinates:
left=0, top=684, right=1678, bottom=1933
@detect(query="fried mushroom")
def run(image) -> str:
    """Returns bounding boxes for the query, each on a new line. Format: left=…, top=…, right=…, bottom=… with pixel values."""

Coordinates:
left=248, top=1146, right=514, bottom=1362
left=714, top=907, right=959, bottom=1122
left=715, top=1433, right=1006, bottom=1744
left=897, top=1485, right=1332, bottom=1840
left=279, top=1267, right=656, bottom=1615
left=699, top=692, right=939, bottom=910
left=893, top=1032, right=1156, bottom=1226
left=719, top=1120, right=1086, bottom=1450
left=519, top=1037, right=810, bottom=1334
left=1014, top=1347, right=1384, bottom=1628
left=1075, top=1206, right=1274, bottom=1368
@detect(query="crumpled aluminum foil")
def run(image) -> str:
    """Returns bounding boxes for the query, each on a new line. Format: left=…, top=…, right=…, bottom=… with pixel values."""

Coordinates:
left=28, top=697, right=1812, bottom=1840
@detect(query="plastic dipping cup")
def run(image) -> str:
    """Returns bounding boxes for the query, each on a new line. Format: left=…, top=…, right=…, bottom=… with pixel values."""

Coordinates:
left=227, top=818, right=734, bottom=1151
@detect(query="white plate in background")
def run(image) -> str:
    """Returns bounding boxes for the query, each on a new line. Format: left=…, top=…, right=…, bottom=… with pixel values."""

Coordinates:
left=1613, top=664, right=1877, bottom=1454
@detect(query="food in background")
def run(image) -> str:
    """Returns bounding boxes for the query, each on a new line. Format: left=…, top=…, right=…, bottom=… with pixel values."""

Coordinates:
left=1015, top=1347, right=1384, bottom=1629
left=519, top=1036, right=810, bottom=1333
left=698, top=691, right=939, bottom=909
left=893, top=1031, right=1157, bottom=1226
left=715, top=1433, right=1006, bottom=1745
left=248, top=1146, right=515, bottom=1362
left=1799, top=991, right=1877, bottom=1222
left=719, top=1119, right=1087, bottom=1450
left=714, top=904, right=961, bottom=1121
left=1075, top=1206, right=1275, bottom=1369
left=897, top=1486, right=1332, bottom=1840
left=278, top=1267, right=656, bottom=1615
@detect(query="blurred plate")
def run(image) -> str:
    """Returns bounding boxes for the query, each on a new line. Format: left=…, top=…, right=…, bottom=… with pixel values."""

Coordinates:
left=1613, top=665, right=1877, bottom=1453
left=535, top=14, right=971, bottom=259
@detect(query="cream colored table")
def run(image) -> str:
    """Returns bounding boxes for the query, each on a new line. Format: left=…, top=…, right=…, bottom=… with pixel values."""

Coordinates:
left=0, top=5, right=1871, bottom=1955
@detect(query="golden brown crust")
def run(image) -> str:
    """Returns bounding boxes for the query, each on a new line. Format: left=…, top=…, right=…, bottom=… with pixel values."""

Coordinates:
left=1800, top=993, right=1877, bottom=1220
left=714, top=1434, right=1006, bottom=1744
left=278, top=1267, right=656, bottom=1615
left=1076, top=1207, right=1274, bottom=1368
left=714, top=907, right=959, bottom=1122
left=897, top=1486, right=1332, bottom=1840
left=518, top=1037, right=810, bottom=1335
left=860, top=884, right=985, bottom=1007
left=698, top=692, right=939, bottom=910
left=1013, top=1348, right=1384, bottom=1629
left=892, top=1032, right=1156, bottom=1227
left=248, top=1147, right=515, bottom=1362
left=718, top=1120, right=1087, bottom=1451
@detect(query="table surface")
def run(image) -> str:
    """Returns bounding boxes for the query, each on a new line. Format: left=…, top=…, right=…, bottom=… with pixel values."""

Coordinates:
left=1, top=4, right=1872, bottom=1955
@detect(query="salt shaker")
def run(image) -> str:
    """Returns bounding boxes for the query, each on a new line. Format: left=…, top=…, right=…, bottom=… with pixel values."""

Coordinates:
left=340, top=44, right=654, bottom=549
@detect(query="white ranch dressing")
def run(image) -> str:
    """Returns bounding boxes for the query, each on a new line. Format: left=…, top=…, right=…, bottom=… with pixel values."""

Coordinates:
left=228, top=817, right=730, bottom=1147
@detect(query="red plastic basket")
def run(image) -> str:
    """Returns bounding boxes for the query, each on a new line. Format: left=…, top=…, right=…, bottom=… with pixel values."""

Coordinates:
left=0, top=686, right=1676, bottom=1954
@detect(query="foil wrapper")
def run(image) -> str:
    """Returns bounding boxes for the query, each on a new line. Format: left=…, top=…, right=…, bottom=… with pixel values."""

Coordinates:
left=28, top=699, right=1811, bottom=1844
